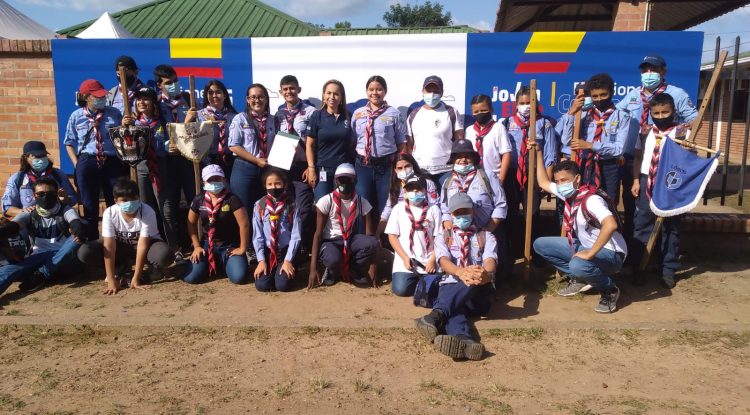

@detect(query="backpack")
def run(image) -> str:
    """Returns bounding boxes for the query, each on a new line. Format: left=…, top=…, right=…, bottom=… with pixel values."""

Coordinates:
left=14, top=170, right=66, bottom=193
left=441, top=168, right=495, bottom=202
left=407, top=103, right=458, bottom=136
left=577, top=188, right=623, bottom=235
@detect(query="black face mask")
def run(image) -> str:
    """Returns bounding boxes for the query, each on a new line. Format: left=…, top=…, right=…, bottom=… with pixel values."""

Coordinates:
left=593, top=98, right=612, bottom=112
left=267, top=188, right=284, bottom=199
left=117, top=74, right=137, bottom=89
left=35, top=191, right=58, bottom=210
left=652, top=114, right=675, bottom=131
left=336, top=181, right=354, bottom=196
left=474, top=112, right=492, bottom=125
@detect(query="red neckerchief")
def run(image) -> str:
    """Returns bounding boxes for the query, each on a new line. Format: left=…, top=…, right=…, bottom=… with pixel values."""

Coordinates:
left=578, top=108, right=614, bottom=188
left=363, top=102, right=389, bottom=165
left=331, top=190, right=358, bottom=283
left=138, top=114, right=161, bottom=192
left=451, top=169, right=477, bottom=193
left=265, top=193, right=287, bottom=270
left=27, top=166, right=53, bottom=184
left=404, top=198, right=430, bottom=256
left=640, top=81, right=668, bottom=130
left=160, top=93, right=183, bottom=120
left=251, top=111, right=269, bottom=158
left=513, top=114, right=530, bottom=190
left=203, top=190, right=228, bottom=276
left=282, top=102, right=302, bottom=136
left=562, top=184, right=597, bottom=251
left=83, top=107, right=105, bottom=168
left=452, top=225, right=477, bottom=268
left=472, top=120, right=494, bottom=167
left=206, top=105, right=229, bottom=166
left=647, top=124, right=676, bottom=200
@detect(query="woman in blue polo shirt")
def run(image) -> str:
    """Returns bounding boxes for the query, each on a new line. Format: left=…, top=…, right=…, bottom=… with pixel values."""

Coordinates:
left=305, top=79, right=355, bottom=201
left=352, top=75, right=407, bottom=220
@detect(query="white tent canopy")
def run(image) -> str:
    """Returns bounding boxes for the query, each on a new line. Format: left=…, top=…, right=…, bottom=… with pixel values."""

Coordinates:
left=76, top=12, right=134, bottom=39
left=0, top=0, right=55, bottom=39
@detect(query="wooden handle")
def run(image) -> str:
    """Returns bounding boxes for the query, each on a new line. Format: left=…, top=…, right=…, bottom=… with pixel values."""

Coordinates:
left=188, top=75, right=196, bottom=109
left=570, top=111, right=581, bottom=163
left=118, top=67, right=130, bottom=117
left=687, top=50, right=728, bottom=142
left=523, top=79, right=538, bottom=281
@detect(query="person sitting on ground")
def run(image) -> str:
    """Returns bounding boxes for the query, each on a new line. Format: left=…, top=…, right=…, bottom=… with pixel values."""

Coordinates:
left=415, top=192, right=497, bottom=361
left=530, top=143, right=627, bottom=313
left=252, top=168, right=302, bottom=292
left=0, top=178, right=86, bottom=297
left=183, top=165, right=250, bottom=285
left=308, top=163, right=379, bottom=289
left=385, top=177, right=441, bottom=297
left=78, top=179, right=175, bottom=295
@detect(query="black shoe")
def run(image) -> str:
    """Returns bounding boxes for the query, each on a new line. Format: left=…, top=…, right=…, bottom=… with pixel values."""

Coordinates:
left=415, top=309, right=446, bottom=342
left=632, top=273, right=646, bottom=286
left=433, top=335, right=465, bottom=359
left=661, top=274, right=676, bottom=289
left=18, top=271, right=45, bottom=293
left=456, top=334, right=484, bottom=361
left=320, top=268, right=335, bottom=286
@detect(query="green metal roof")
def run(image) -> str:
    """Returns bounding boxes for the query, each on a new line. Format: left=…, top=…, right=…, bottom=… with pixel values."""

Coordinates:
left=326, top=25, right=481, bottom=36
left=57, top=0, right=320, bottom=38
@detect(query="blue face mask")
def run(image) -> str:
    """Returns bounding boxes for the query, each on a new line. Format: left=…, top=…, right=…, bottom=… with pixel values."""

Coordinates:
left=453, top=163, right=475, bottom=175
left=557, top=182, right=576, bottom=200
left=118, top=200, right=141, bottom=214
left=204, top=181, right=225, bottom=194
left=406, top=191, right=426, bottom=204
left=165, top=82, right=181, bottom=98
left=582, top=97, right=593, bottom=111
left=453, top=214, right=472, bottom=230
left=92, top=97, right=107, bottom=110
left=423, top=93, right=442, bottom=108
left=31, top=157, right=49, bottom=172
left=641, top=72, right=661, bottom=90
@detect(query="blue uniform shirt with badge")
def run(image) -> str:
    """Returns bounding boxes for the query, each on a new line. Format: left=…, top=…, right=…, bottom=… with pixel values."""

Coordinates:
left=134, top=117, right=169, bottom=157
left=503, top=116, right=557, bottom=168
left=109, top=80, right=146, bottom=115
left=228, top=112, right=277, bottom=157
left=63, top=106, right=123, bottom=156
left=352, top=105, right=407, bottom=158
left=198, top=107, right=238, bottom=156
left=558, top=108, right=632, bottom=160
left=275, top=101, right=316, bottom=162
left=251, top=198, right=302, bottom=263
left=434, top=227, right=498, bottom=284
left=160, top=96, right=191, bottom=124
left=307, top=109, right=354, bottom=168
left=2, top=169, right=78, bottom=214
left=439, top=170, right=508, bottom=226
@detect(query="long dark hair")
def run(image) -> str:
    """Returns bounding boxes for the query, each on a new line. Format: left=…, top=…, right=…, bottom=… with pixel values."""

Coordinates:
left=134, top=93, right=162, bottom=121
left=388, top=152, right=431, bottom=206
left=203, top=80, right=237, bottom=113
left=246, top=83, right=270, bottom=115
left=320, top=79, right=348, bottom=119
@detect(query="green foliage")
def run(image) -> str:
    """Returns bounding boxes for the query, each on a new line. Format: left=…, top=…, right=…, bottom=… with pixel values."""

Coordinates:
left=383, top=1, right=452, bottom=28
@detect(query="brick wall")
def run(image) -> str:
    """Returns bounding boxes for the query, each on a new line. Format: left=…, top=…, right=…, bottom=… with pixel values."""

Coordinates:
left=0, top=40, right=57, bottom=180
left=612, top=1, right=649, bottom=32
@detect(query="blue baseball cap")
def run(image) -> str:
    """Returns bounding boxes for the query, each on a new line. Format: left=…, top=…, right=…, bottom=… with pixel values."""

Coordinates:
left=639, top=54, right=666, bottom=69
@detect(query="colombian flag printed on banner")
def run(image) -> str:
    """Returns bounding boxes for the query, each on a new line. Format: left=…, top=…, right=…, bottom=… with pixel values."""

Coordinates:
left=170, top=38, right=223, bottom=78
left=515, top=32, right=585, bottom=74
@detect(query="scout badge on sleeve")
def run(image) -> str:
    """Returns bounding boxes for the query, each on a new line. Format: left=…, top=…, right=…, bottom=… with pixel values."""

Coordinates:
left=167, top=121, right=214, bottom=162
left=109, top=68, right=151, bottom=166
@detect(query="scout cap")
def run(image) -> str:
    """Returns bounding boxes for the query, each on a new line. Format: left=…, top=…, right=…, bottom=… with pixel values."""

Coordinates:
left=448, top=192, right=473, bottom=213
left=639, top=54, right=666, bottom=69
left=79, top=79, right=107, bottom=98
left=448, top=139, right=479, bottom=164
left=23, top=141, right=49, bottom=157
left=334, top=163, right=356, bottom=178
left=201, top=164, right=225, bottom=182
left=423, top=75, right=443, bottom=91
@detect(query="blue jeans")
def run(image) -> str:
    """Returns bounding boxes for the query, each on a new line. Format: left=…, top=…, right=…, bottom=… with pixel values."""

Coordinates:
left=183, top=242, right=249, bottom=284
left=533, top=236, right=622, bottom=290
left=392, top=271, right=419, bottom=297
left=355, top=155, right=394, bottom=219
left=289, top=162, right=315, bottom=251
left=75, top=154, right=128, bottom=240
left=0, top=237, right=81, bottom=295
left=632, top=174, right=681, bottom=276
left=581, top=159, right=622, bottom=206
left=433, top=280, right=493, bottom=337
left=230, top=158, right=263, bottom=211
left=313, top=166, right=337, bottom=202
left=254, top=248, right=294, bottom=292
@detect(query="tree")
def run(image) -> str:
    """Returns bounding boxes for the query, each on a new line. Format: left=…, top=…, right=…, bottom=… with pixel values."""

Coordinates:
left=382, top=1, right=452, bottom=28
left=334, top=21, right=352, bottom=29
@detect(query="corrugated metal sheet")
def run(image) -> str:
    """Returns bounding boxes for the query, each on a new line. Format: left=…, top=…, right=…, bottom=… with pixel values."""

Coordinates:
left=327, top=25, right=481, bottom=36
left=57, top=0, right=320, bottom=38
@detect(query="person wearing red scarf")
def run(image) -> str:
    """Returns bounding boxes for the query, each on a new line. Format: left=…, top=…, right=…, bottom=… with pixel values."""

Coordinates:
left=195, top=80, right=239, bottom=176
left=183, top=165, right=250, bottom=285
left=308, top=163, right=379, bottom=289
left=252, top=169, right=302, bottom=292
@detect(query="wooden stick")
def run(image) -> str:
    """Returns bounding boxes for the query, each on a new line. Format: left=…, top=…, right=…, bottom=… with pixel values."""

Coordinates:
left=570, top=111, right=581, bottom=163
left=523, top=79, right=537, bottom=284
left=188, top=75, right=201, bottom=196
left=188, top=75, right=196, bottom=109
left=117, top=68, right=131, bottom=118
left=670, top=136, right=720, bottom=154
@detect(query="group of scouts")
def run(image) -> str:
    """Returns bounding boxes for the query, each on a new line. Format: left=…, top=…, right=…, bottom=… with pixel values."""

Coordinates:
left=0, top=53, right=696, bottom=360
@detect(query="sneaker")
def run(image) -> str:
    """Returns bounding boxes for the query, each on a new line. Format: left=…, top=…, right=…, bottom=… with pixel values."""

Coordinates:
left=433, top=335, right=465, bottom=359
left=415, top=309, right=446, bottom=342
left=18, top=271, right=45, bottom=293
left=661, top=274, right=676, bottom=289
left=595, top=286, right=620, bottom=313
left=456, top=335, right=485, bottom=361
left=320, top=268, right=335, bottom=286
left=557, top=279, right=593, bottom=297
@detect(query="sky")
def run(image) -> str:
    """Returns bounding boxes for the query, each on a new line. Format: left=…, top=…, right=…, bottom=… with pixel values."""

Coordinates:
left=5, top=0, right=750, bottom=62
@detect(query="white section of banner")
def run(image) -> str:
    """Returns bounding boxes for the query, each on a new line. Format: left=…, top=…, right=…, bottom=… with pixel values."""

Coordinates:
left=251, top=34, right=468, bottom=117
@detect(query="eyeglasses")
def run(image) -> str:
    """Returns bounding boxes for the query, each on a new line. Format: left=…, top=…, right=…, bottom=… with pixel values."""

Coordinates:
left=207, top=90, right=224, bottom=96
left=247, top=95, right=267, bottom=101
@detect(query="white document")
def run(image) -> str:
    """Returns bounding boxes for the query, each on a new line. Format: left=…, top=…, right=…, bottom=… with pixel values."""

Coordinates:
left=267, top=131, right=301, bottom=171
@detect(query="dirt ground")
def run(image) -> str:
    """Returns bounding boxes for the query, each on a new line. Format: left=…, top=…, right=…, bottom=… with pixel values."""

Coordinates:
left=0, top=253, right=749, bottom=414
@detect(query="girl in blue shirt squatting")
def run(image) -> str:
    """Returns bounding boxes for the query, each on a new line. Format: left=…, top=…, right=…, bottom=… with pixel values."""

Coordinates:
left=252, top=168, right=302, bottom=292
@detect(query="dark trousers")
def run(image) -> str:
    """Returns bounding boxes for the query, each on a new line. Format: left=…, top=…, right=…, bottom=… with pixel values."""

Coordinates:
left=581, top=159, right=622, bottom=205
left=289, top=162, right=314, bottom=251
left=319, top=235, right=379, bottom=280
left=136, top=157, right=180, bottom=250
left=255, top=247, right=294, bottom=292
left=502, top=168, right=541, bottom=277
left=165, top=154, right=197, bottom=208
left=434, top=280, right=493, bottom=338
left=75, top=154, right=128, bottom=240
left=230, top=158, right=263, bottom=211
left=631, top=174, right=681, bottom=277
left=77, top=238, right=173, bottom=275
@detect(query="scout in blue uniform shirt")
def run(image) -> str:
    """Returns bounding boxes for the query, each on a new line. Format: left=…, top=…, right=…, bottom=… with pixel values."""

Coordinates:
left=154, top=64, right=191, bottom=124
left=415, top=192, right=497, bottom=361
left=191, top=80, right=238, bottom=173
left=64, top=79, right=127, bottom=240
left=108, top=55, right=146, bottom=116
left=559, top=73, right=632, bottom=205
left=252, top=168, right=302, bottom=292
left=228, top=83, right=277, bottom=211
left=352, top=75, right=408, bottom=220
left=274, top=75, right=317, bottom=252
left=2, top=141, right=77, bottom=218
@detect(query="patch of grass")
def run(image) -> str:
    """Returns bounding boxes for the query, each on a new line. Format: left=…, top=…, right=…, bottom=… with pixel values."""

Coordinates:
left=273, top=381, right=294, bottom=398
left=620, top=398, right=649, bottom=415
left=658, top=330, right=750, bottom=349
left=592, top=329, right=613, bottom=345
left=467, top=396, right=513, bottom=414
left=46, top=289, right=65, bottom=299
left=419, top=379, right=444, bottom=390
left=4, top=309, right=21, bottom=316
left=490, top=383, right=514, bottom=395
left=543, top=277, right=566, bottom=296
left=620, top=329, right=641, bottom=346
left=309, top=377, right=333, bottom=392
left=486, top=327, right=544, bottom=341
left=235, top=327, right=270, bottom=343
left=106, top=404, right=127, bottom=415
left=571, top=399, right=599, bottom=415
left=353, top=378, right=371, bottom=393
left=26, top=297, right=39, bottom=303
left=299, top=326, right=321, bottom=336
left=47, top=411, right=76, bottom=415
left=63, top=302, right=82, bottom=310
left=0, top=393, right=26, bottom=410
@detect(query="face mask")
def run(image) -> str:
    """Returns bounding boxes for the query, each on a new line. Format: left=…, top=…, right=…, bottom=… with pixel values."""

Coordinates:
left=336, top=181, right=354, bottom=196
left=582, top=97, right=593, bottom=111
left=117, top=74, right=136, bottom=88
left=557, top=181, right=576, bottom=200
left=652, top=114, right=674, bottom=131
left=204, top=181, right=225, bottom=194
left=34, top=191, right=58, bottom=211
left=474, top=112, right=492, bottom=125
left=453, top=163, right=475, bottom=175
left=423, top=93, right=442, bottom=108
left=118, top=200, right=141, bottom=214
left=267, top=187, right=284, bottom=199
left=165, top=82, right=181, bottom=98
left=641, top=72, right=661, bottom=90
left=593, top=98, right=612, bottom=112
left=396, top=167, right=414, bottom=181
left=516, top=104, right=531, bottom=118
left=92, top=97, right=107, bottom=110
left=453, top=214, right=472, bottom=230
left=31, top=157, right=49, bottom=172
left=406, top=191, right=426, bottom=205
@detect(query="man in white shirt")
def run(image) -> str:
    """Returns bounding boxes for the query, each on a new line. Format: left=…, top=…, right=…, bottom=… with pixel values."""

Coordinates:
left=530, top=145, right=627, bottom=313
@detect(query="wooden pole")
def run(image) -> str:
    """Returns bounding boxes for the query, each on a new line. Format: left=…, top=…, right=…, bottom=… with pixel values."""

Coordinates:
left=188, top=75, right=201, bottom=196
left=117, top=67, right=138, bottom=182
left=639, top=50, right=728, bottom=272
left=523, top=79, right=537, bottom=284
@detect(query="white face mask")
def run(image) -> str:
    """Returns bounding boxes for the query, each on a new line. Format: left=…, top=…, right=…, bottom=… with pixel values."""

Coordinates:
left=423, top=93, right=442, bottom=108
left=516, top=104, right=531, bottom=117
left=396, top=167, right=414, bottom=181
